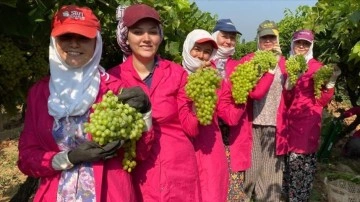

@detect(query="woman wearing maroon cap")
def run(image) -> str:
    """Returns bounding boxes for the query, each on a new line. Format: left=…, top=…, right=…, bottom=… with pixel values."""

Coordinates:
left=17, top=5, right=153, bottom=202
left=181, top=29, right=245, bottom=202
left=281, top=29, right=341, bottom=201
left=108, top=4, right=202, bottom=202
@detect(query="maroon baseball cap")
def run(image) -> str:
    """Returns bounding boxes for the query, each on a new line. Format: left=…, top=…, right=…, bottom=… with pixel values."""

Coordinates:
left=123, top=4, right=160, bottom=27
left=292, top=30, right=314, bottom=43
left=51, top=5, right=100, bottom=38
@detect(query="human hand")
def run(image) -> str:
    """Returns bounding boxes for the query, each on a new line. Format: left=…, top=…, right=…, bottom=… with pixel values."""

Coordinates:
left=201, top=60, right=212, bottom=68
left=118, top=87, right=151, bottom=113
left=326, top=65, right=341, bottom=88
left=268, top=68, right=275, bottom=74
left=331, top=65, right=342, bottom=79
left=67, top=140, right=124, bottom=165
left=272, top=44, right=282, bottom=55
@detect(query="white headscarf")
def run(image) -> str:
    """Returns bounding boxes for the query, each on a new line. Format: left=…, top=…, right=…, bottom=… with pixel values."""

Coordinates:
left=211, top=30, right=235, bottom=60
left=290, top=40, right=314, bottom=63
left=48, top=31, right=105, bottom=124
left=182, top=29, right=218, bottom=74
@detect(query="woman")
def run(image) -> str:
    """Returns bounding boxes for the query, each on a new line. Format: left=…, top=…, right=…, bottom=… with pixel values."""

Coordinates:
left=230, top=20, right=288, bottom=201
left=182, top=29, right=245, bottom=202
left=17, top=5, right=152, bottom=202
left=211, top=18, right=249, bottom=201
left=108, top=4, right=201, bottom=201
left=282, top=29, right=341, bottom=201
left=211, top=18, right=242, bottom=79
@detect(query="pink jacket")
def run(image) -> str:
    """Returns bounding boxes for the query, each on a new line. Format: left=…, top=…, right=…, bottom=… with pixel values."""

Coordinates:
left=191, top=63, right=245, bottom=202
left=226, top=53, right=288, bottom=171
left=108, top=55, right=201, bottom=202
left=17, top=73, right=154, bottom=202
left=285, top=59, right=334, bottom=154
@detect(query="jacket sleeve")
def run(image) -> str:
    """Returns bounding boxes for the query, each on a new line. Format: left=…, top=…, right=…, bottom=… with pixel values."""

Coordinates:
left=17, top=86, right=60, bottom=177
left=316, top=86, right=335, bottom=107
left=177, top=70, right=199, bottom=137
left=217, top=80, right=246, bottom=126
left=249, top=72, right=275, bottom=100
left=343, top=106, right=360, bottom=118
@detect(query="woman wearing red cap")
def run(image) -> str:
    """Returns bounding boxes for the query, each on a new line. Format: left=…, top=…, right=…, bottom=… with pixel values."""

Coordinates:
left=181, top=29, right=245, bottom=202
left=17, top=5, right=153, bottom=202
left=108, top=4, right=202, bottom=202
left=281, top=29, right=341, bottom=201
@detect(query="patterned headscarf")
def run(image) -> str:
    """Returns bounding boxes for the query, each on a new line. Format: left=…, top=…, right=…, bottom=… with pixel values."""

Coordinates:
left=115, top=5, right=164, bottom=62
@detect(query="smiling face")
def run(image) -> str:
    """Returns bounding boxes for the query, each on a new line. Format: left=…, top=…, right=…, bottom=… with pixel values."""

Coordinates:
left=127, top=19, right=162, bottom=62
left=259, top=35, right=277, bottom=51
left=216, top=31, right=237, bottom=48
left=293, top=40, right=311, bottom=56
left=190, top=42, right=214, bottom=61
left=55, top=33, right=96, bottom=68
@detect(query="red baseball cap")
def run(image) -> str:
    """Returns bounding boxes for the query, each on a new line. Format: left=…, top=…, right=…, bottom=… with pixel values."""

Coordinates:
left=51, top=5, right=100, bottom=38
left=196, top=38, right=218, bottom=49
left=123, top=4, right=160, bottom=27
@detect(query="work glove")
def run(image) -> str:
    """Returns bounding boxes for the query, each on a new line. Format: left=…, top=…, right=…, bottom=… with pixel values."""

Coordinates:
left=67, top=140, right=124, bottom=165
left=326, top=65, right=341, bottom=89
left=118, top=87, right=151, bottom=113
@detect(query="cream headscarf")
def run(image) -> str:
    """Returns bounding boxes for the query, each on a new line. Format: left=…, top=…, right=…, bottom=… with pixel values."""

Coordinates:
left=48, top=31, right=106, bottom=125
left=182, top=29, right=218, bottom=74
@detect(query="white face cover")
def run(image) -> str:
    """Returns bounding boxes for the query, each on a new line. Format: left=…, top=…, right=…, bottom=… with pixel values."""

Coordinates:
left=182, top=29, right=217, bottom=74
left=211, top=31, right=235, bottom=60
left=48, top=31, right=103, bottom=123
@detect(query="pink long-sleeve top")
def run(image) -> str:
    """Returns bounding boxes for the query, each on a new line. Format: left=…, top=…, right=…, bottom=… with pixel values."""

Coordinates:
left=17, top=73, right=154, bottom=202
left=285, top=59, right=335, bottom=154
left=108, top=55, right=202, bottom=202
left=189, top=63, right=245, bottom=202
left=226, top=53, right=288, bottom=171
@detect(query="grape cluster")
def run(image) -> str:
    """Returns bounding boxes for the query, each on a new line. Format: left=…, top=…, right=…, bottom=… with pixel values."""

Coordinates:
left=252, top=50, right=278, bottom=74
left=230, top=61, right=259, bottom=104
left=229, top=50, right=277, bottom=104
left=84, top=90, right=145, bottom=172
left=185, top=67, right=221, bottom=125
left=313, top=65, right=333, bottom=98
left=286, top=55, right=307, bottom=86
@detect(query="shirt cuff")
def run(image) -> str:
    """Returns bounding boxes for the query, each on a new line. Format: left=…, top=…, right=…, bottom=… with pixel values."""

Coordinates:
left=326, top=80, right=336, bottom=89
left=52, top=151, right=74, bottom=170
left=142, top=110, right=152, bottom=132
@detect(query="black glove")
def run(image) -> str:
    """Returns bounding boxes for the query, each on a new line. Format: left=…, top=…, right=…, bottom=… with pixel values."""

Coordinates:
left=68, top=140, right=123, bottom=165
left=118, top=87, right=151, bottom=113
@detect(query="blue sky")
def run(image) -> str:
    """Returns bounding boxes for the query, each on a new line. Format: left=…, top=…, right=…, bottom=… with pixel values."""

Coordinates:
left=192, top=0, right=317, bottom=42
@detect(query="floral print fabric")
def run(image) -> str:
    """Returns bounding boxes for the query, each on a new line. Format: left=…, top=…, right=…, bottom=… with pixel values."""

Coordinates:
left=53, top=113, right=96, bottom=202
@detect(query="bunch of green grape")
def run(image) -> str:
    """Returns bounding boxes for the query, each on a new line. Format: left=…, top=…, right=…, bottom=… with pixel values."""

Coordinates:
left=230, top=61, right=258, bottom=104
left=84, top=90, right=145, bottom=172
left=313, top=65, right=334, bottom=98
left=286, top=55, right=307, bottom=86
left=252, top=50, right=278, bottom=74
left=185, top=67, right=221, bottom=125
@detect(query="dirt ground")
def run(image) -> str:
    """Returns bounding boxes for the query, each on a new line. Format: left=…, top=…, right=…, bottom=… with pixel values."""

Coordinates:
left=0, top=105, right=359, bottom=201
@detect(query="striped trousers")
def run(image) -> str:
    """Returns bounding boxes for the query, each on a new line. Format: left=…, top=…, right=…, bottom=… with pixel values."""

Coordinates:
left=244, top=125, right=284, bottom=202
